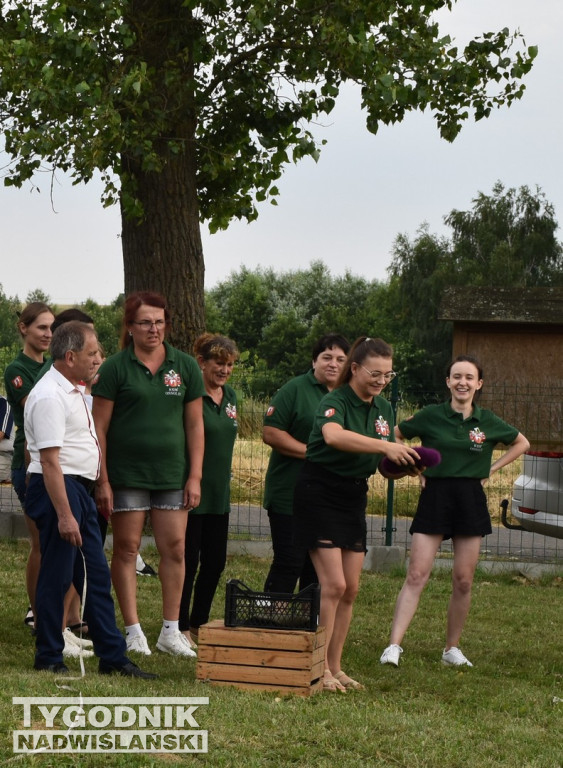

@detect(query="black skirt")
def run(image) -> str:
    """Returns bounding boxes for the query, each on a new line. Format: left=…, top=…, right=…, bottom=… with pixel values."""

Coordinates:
left=409, top=477, right=492, bottom=540
left=293, top=461, right=368, bottom=553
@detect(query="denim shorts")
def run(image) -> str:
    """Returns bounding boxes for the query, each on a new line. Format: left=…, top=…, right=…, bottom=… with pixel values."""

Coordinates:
left=112, top=488, right=185, bottom=512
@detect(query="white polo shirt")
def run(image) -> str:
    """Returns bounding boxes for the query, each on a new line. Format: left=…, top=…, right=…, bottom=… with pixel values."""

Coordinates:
left=25, top=366, right=100, bottom=480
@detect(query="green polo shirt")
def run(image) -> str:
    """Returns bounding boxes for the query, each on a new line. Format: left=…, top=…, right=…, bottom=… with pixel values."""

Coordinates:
left=306, top=383, right=395, bottom=478
left=3, top=351, right=46, bottom=469
left=263, top=369, right=330, bottom=515
left=192, top=384, right=238, bottom=515
left=92, top=342, right=205, bottom=489
left=398, top=401, right=519, bottom=479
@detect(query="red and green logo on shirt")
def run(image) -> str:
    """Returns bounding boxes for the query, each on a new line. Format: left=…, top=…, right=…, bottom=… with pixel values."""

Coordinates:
left=375, top=416, right=390, bottom=438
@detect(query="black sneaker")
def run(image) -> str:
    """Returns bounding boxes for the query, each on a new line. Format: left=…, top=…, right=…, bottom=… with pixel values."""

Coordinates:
left=136, top=556, right=157, bottom=576
left=99, top=660, right=159, bottom=679
left=24, top=606, right=35, bottom=632
left=34, top=661, right=70, bottom=674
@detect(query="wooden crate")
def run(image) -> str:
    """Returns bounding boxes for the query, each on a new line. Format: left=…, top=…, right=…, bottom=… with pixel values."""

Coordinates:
left=196, top=619, right=325, bottom=697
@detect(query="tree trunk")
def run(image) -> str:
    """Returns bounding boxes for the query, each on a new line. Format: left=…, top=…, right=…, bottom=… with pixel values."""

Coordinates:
left=120, top=152, right=205, bottom=352
left=119, top=0, right=204, bottom=353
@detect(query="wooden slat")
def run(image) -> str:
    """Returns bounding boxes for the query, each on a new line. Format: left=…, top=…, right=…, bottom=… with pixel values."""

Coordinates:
left=197, top=661, right=313, bottom=687
left=197, top=645, right=313, bottom=669
left=200, top=678, right=323, bottom=697
left=199, top=620, right=325, bottom=652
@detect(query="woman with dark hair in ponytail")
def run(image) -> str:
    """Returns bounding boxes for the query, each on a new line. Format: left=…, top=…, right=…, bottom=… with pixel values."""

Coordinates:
left=4, top=302, right=54, bottom=629
left=293, top=336, right=421, bottom=692
left=380, top=355, right=529, bottom=669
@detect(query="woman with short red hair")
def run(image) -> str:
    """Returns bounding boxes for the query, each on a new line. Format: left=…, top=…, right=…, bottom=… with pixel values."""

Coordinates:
left=93, top=292, right=204, bottom=658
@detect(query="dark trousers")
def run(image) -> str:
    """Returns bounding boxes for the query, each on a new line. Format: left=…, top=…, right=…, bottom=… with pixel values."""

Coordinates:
left=11, top=465, right=27, bottom=506
left=25, top=474, right=128, bottom=667
left=179, top=513, right=230, bottom=632
left=264, top=510, right=318, bottom=593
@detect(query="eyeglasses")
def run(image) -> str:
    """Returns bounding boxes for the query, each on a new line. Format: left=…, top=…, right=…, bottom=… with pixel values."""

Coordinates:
left=133, top=320, right=166, bottom=330
left=359, top=365, right=397, bottom=382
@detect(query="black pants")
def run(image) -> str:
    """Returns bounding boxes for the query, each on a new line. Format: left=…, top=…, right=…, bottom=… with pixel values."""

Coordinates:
left=264, top=509, right=318, bottom=594
left=179, top=513, right=229, bottom=631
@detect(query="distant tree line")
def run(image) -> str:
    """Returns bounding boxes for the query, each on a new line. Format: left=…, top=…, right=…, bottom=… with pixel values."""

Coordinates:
left=207, top=182, right=563, bottom=396
left=0, top=291, right=124, bottom=382
left=1, top=183, right=561, bottom=399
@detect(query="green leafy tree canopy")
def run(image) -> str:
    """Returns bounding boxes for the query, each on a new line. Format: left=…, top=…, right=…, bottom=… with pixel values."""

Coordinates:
left=0, top=1, right=537, bottom=348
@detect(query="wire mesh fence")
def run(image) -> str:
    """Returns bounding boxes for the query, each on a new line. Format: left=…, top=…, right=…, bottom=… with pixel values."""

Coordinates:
left=0, top=385, right=561, bottom=563
left=227, top=385, right=563, bottom=563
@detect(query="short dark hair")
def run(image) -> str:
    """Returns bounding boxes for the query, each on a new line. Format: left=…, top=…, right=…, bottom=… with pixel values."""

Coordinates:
left=446, top=355, right=484, bottom=401
left=121, top=291, right=170, bottom=348
left=446, top=355, right=483, bottom=380
left=50, top=321, right=97, bottom=361
left=51, top=308, right=94, bottom=333
left=311, top=333, right=350, bottom=361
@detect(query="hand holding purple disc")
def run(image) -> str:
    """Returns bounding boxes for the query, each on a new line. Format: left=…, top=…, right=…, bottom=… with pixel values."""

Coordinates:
left=380, top=446, right=441, bottom=476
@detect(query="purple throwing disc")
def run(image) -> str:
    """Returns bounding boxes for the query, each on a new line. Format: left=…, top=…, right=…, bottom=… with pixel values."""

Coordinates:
left=380, top=446, right=441, bottom=476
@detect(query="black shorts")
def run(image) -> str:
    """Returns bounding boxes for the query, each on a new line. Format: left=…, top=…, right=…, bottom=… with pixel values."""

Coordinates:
left=409, top=477, right=491, bottom=541
left=293, top=461, right=368, bottom=553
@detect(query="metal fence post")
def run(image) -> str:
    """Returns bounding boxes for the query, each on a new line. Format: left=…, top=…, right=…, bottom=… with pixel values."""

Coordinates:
left=383, top=376, right=400, bottom=546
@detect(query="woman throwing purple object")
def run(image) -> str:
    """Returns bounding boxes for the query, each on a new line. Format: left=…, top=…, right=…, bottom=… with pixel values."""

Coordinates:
left=293, top=337, right=421, bottom=692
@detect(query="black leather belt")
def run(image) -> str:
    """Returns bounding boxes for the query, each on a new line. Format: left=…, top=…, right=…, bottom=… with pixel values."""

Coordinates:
left=66, top=475, right=96, bottom=494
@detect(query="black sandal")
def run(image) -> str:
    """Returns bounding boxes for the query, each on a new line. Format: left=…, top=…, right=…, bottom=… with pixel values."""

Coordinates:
left=68, top=620, right=91, bottom=639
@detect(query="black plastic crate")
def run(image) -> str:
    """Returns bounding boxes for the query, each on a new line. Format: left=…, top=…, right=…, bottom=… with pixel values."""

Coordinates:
left=224, top=579, right=320, bottom=631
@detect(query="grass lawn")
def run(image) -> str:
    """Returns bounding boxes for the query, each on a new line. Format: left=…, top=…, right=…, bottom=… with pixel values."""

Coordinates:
left=1, top=539, right=562, bottom=767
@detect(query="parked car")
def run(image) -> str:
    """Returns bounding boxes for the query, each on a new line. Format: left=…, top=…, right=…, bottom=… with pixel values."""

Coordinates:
left=509, top=452, right=563, bottom=539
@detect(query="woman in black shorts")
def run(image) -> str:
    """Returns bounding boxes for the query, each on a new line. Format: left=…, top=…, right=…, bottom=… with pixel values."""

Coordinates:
left=293, top=337, right=421, bottom=691
left=380, top=356, right=529, bottom=668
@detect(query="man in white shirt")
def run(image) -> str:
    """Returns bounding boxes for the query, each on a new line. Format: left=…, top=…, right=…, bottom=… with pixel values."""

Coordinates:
left=24, top=321, right=156, bottom=678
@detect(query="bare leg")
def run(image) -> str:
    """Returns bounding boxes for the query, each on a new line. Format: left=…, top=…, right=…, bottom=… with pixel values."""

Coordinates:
left=65, top=585, right=84, bottom=629
left=327, top=549, right=364, bottom=675
left=388, top=533, right=443, bottom=646
left=151, top=507, right=188, bottom=620
left=309, top=547, right=346, bottom=681
left=23, top=513, right=41, bottom=618
left=445, top=536, right=481, bottom=649
left=110, top=509, right=145, bottom=626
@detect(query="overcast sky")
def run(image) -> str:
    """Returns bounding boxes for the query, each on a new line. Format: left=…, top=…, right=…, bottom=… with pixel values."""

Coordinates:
left=1, top=0, right=561, bottom=305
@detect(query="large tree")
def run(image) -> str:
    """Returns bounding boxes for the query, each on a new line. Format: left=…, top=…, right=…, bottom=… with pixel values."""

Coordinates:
left=0, top=1, right=536, bottom=347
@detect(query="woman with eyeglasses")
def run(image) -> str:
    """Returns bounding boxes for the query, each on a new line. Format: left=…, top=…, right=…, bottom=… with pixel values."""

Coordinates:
left=380, top=355, right=529, bottom=669
left=93, top=292, right=204, bottom=658
left=293, top=337, right=421, bottom=692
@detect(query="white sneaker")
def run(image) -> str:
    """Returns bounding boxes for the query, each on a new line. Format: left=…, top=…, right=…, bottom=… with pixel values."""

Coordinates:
left=156, top=629, right=197, bottom=658
left=126, top=632, right=152, bottom=655
left=63, top=627, right=93, bottom=649
left=380, top=644, right=403, bottom=666
left=441, top=647, right=473, bottom=667
left=63, top=631, right=94, bottom=659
